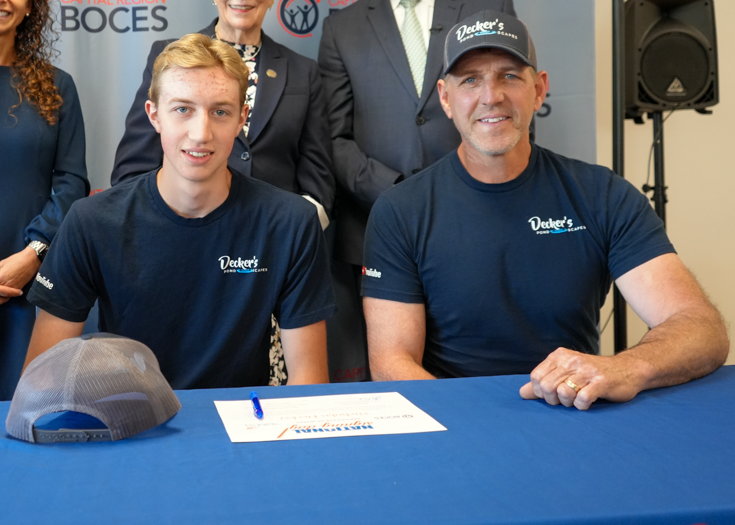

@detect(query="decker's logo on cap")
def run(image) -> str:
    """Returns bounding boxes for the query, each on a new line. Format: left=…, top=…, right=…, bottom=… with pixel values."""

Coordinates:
left=455, top=19, right=518, bottom=43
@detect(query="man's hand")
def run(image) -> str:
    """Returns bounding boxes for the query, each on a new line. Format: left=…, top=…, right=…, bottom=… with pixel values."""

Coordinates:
left=520, top=254, right=728, bottom=411
left=519, top=348, right=648, bottom=410
left=0, top=247, right=41, bottom=305
left=0, top=284, right=24, bottom=305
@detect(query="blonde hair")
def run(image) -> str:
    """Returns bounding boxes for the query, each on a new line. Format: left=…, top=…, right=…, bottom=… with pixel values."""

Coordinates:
left=149, top=33, right=249, bottom=106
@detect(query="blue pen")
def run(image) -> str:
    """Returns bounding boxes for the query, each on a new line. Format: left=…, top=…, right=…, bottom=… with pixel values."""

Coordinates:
left=250, top=391, right=264, bottom=419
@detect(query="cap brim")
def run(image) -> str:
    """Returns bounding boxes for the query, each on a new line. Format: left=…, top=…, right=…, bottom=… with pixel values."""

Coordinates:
left=444, top=42, right=535, bottom=76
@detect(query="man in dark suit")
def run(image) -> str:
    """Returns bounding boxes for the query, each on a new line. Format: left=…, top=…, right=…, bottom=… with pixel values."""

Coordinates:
left=112, top=20, right=335, bottom=220
left=318, top=0, right=515, bottom=375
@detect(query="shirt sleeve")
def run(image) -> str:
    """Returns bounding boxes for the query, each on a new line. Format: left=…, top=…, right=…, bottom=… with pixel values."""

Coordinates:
left=362, top=194, right=425, bottom=303
left=27, top=204, right=98, bottom=323
left=275, top=210, right=337, bottom=329
left=605, top=173, right=676, bottom=280
left=24, top=70, right=89, bottom=246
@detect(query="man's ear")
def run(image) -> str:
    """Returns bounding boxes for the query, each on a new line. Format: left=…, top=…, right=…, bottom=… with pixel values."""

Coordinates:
left=437, top=79, right=453, bottom=120
left=239, top=104, right=249, bottom=130
left=145, top=100, right=162, bottom=134
left=533, top=70, right=550, bottom=112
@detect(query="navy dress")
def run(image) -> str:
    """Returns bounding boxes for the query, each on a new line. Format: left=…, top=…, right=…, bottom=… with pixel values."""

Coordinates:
left=0, top=66, right=89, bottom=400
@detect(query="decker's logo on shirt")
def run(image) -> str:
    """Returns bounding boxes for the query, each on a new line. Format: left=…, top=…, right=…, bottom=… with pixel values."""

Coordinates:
left=363, top=267, right=382, bottom=279
left=528, top=216, right=587, bottom=235
left=219, top=255, right=268, bottom=274
left=35, top=273, right=54, bottom=289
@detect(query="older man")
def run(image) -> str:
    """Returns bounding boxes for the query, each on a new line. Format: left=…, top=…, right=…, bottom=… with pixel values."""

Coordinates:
left=23, top=34, right=335, bottom=389
left=362, top=10, right=728, bottom=410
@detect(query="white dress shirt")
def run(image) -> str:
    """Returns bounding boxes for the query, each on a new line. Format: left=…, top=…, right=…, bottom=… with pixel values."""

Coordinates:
left=391, top=0, right=435, bottom=50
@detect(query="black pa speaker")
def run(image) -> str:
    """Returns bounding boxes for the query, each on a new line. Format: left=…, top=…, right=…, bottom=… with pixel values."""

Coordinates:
left=625, top=0, right=719, bottom=118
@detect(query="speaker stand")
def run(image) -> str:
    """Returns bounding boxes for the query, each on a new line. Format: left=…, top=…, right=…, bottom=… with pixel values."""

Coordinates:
left=612, top=0, right=627, bottom=353
left=642, top=111, right=668, bottom=227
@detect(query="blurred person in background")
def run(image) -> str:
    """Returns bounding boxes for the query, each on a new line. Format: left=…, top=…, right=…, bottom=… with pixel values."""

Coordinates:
left=0, top=0, right=88, bottom=400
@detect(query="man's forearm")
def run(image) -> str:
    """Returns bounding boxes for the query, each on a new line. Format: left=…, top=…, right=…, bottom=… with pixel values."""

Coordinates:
left=370, top=352, right=436, bottom=381
left=23, top=309, right=85, bottom=372
left=619, top=304, right=729, bottom=392
left=614, top=254, right=730, bottom=393
left=281, top=322, right=329, bottom=385
left=364, top=297, right=433, bottom=381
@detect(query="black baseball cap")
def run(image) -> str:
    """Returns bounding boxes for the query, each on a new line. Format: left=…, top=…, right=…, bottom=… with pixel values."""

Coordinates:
left=444, top=9, right=537, bottom=75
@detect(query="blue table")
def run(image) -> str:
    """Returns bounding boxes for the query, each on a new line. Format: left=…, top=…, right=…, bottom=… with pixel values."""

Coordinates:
left=2, top=367, right=735, bottom=524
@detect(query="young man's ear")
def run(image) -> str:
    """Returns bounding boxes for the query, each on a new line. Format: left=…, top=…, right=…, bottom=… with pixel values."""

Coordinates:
left=145, top=100, right=162, bottom=134
left=239, top=104, right=249, bottom=130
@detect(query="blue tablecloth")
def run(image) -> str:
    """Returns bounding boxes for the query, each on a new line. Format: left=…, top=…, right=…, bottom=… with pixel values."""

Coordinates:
left=2, top=367, right=734, bottom=524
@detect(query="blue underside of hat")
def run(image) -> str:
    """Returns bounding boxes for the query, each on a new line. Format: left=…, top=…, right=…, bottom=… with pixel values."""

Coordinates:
left=34, top=411, right=107, bottom=431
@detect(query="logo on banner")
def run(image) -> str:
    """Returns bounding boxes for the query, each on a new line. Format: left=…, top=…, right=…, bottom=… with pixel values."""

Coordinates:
left=59, top=2, right=168, bottom=34
left=278, top=0, right=320, bottom=38
left=326, top=0, right=356, bottom=7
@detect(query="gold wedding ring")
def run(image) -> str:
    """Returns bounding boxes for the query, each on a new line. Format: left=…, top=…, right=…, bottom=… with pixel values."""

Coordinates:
left=565, top=379, right=580, bottom=392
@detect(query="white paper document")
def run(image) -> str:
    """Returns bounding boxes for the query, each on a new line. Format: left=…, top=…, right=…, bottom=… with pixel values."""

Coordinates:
left=214, top=392, right=447, bottom=443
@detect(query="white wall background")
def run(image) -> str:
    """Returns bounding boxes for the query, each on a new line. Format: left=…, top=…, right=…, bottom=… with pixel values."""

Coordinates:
left=595, top=0, right=734, bottom=363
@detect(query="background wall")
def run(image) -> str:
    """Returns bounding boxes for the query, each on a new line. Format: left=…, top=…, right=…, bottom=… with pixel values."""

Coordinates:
left=595, top=0, right=734, bottom=363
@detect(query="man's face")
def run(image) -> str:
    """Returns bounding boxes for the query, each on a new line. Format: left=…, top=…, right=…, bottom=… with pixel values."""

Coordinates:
left=438, top=49, right=548, bottom=158
left=146, top=66, right=247, bottom=184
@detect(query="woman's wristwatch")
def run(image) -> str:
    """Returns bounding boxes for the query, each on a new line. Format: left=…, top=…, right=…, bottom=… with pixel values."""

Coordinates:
left=28, top=240, right=49, bottom=262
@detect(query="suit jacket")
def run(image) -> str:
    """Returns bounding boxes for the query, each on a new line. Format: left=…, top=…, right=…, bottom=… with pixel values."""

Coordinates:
left=112, top=20, right=335, bottom=216
left=319, top=0, right=515, bottom=265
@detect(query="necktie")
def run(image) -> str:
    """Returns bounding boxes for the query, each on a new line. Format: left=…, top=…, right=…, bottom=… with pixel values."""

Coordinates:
left=398, top=0, right=427, bottom=97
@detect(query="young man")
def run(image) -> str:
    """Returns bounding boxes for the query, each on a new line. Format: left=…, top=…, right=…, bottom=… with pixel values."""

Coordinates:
left=24, top=34, right=336, bottom=388
left=362, top=10, right=728, bottom=409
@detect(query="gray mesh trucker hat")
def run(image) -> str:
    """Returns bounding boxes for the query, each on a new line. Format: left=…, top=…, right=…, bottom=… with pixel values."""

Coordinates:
left=6, top=334, right=181, bottom=443
left=444, top=9, right=537, bottom=75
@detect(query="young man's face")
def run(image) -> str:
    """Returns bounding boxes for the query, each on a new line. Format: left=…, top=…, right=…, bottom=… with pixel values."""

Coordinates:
left=438, top=49, right=547, bottom=159
left=146, top=66, right=246, bottom=184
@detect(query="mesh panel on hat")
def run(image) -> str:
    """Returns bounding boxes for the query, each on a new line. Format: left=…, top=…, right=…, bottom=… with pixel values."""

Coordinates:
left=6, top=335, right=181, bottom=443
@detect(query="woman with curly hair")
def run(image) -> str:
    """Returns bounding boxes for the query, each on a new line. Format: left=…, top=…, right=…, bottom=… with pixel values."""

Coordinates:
left=0, top=0, right=88, bottom=399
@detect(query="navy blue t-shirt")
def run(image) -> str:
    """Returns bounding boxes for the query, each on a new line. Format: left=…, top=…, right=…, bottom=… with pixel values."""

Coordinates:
left=28, top=169, right=336, bottom=389
left=362, top=145, right=675, bottom=378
